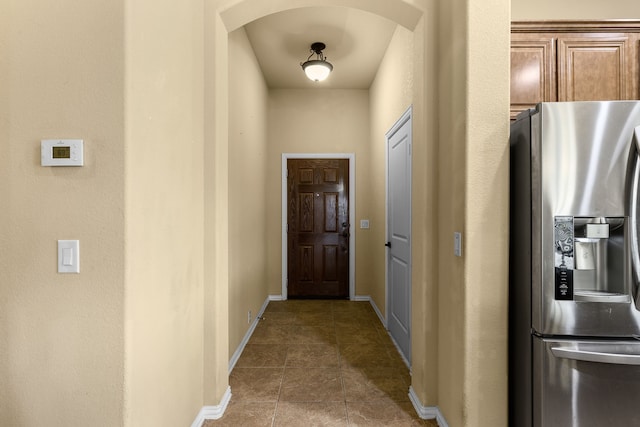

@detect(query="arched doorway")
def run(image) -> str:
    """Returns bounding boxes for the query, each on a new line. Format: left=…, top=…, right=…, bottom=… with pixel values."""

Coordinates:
left=203, top=0, right=431, bottom=416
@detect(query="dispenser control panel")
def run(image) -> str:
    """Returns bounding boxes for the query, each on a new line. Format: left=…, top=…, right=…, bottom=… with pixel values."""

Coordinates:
left=554, top=216, right=574, bottom=300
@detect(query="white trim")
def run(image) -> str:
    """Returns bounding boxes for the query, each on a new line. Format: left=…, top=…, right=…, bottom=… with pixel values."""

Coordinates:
left=190, top=386, right=232, bottom=427
left=281, top=153, right=356, bottom=299
left=408, top=387, right=449, bottom=427
left=228, top=296, right=271, bottom=373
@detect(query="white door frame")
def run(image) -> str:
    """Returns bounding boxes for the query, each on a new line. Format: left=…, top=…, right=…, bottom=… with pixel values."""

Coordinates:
left=281, top=153, right=356, bottom=300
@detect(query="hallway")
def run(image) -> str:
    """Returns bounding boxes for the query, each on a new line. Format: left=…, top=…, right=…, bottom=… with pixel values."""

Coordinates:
left=204, top=300, right=437, bottom=426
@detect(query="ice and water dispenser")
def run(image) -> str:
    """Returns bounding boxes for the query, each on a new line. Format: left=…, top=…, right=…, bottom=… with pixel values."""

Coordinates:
left=554, top=216, right=630, bottom=303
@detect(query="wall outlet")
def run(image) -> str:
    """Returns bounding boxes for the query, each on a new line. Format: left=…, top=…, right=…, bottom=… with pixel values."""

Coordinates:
left=248, top=310, right=252, bottom=324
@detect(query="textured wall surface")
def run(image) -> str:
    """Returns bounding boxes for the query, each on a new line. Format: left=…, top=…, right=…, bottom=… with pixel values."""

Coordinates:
left=1, top=0, right=126, bottom=425
left=512, top=0, right=640, bottom=20
left=124, top=0, right=205, bottom=425
left=228, top=27, right=270, bottom=354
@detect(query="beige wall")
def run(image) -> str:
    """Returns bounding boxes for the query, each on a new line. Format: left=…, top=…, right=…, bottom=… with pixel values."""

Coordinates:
left=368, top=25, right=415, bottom=314
left=228, top=27, right=270, bottom=353
left=512, top=0, right=640, bottom=20
left=124, top=0, right=205, bottom=426
left=437, top=1, right=468, bottom=423
left=1, top=0, right=208, bottom=426
left=437, top=0, right=510, bottom=425
left=464, top=0, right=510, bottom=424
left=0, top=0, right=126, bottom=425
left=266, top=89, right=371, bottom=296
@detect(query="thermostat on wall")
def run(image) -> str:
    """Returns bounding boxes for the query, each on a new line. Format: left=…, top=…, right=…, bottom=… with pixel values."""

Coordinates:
left=41, top=139, right=84, bottom=166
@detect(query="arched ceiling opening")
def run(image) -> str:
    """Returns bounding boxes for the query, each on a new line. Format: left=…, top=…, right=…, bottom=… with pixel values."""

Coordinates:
left=243, top=7, right=397, bottom=89
left=219, top=0, right=424, bottom=89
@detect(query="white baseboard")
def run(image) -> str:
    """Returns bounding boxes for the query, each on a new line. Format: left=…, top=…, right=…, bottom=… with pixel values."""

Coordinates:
left=268, top=294, right=285, bottom=301
left=365, top=296, right=387, bottom=328
left=228, top=296, right=271, bottom=373
left=409, top=387, right=448, bottom=427
left=190, top=386, right=232, bottom=427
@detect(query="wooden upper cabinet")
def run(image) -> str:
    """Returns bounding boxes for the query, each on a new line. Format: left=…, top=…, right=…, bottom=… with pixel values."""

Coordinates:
left=511, top=35, right=556, bottom=120
left=511, top=21, right=640, bottom=120
left=558, top=35, right=632, bottom=101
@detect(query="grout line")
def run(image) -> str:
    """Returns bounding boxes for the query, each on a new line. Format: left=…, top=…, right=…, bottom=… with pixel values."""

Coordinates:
left=271, top=353, right=287, bottom=427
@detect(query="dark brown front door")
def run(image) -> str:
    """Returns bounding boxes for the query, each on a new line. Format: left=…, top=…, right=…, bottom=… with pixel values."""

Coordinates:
left=287, top=158, right=349, bottom=298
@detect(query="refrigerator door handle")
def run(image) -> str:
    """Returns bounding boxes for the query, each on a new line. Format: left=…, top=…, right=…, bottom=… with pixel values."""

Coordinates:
left=629, top=125, right=640, bottom=295
left=552, top=346, right=640, bottom=366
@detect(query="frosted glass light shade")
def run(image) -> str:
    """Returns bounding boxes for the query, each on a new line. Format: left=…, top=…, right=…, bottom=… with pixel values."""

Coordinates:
left=302, top=60, right=333, bottom=82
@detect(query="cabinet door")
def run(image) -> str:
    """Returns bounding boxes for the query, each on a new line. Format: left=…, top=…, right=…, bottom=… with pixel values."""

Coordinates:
left=510, top=35, right=556, bottom=120
left=558, top=35, right=634, bottom=101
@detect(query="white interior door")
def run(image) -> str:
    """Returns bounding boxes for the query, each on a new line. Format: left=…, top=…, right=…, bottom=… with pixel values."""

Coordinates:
left=386, top=107, right=412, bottom=364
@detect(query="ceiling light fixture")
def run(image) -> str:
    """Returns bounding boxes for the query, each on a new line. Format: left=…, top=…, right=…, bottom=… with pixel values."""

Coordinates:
left=300, top=42, right=333, bottom=82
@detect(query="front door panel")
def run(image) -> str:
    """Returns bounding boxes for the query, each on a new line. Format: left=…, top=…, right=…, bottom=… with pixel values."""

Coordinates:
left=287, top=159, right=349, bottom=298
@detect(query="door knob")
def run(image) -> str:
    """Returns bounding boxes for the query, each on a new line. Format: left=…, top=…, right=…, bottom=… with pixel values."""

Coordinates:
left=385, top=242, right=391, bottom=248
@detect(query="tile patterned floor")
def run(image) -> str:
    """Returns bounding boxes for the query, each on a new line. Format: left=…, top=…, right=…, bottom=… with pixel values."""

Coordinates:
left=204, top=300, right=438, bottom=427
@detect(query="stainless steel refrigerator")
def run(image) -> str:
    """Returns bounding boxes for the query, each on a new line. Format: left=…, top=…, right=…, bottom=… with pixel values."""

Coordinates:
left=510, top=101, right=640, bottom=426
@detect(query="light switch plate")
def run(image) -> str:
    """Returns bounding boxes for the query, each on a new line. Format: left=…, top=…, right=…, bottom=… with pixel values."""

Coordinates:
left=58, top=240, right=80, bottom=273
left=360, top=219, right=370, bottom=229
left=454, top=232, right=462, bottom=257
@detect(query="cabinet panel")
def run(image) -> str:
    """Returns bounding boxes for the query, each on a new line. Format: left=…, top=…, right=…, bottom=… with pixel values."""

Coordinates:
left=510, top=21, right=640, bottom=120
left=511, top=35, right=556, bottom=119
left=558, top=36, right=630, bottom=101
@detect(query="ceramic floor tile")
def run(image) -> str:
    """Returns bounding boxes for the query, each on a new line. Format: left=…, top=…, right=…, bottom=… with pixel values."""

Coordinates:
left=290, top=300, right=334, bottom=312
left=235, top=344, right=288, bottom=368
left=264, top=301, right=298, bottom=313
left=274, top=402, right=348, bottom=426
left=339, top=343, right=397, bottom=368
left=295, top=311, right=335, bottom=325
left=335, top=326, right=384, bottom=345
left=220, top=300, right=437, bottom=426
left=346, top=398, right=434, bottom=426
left=330, top=300, right=366, bottom=312
left=285, top=343, right=339, bottom=368
left=342, top=367, right=410, bottom=402
left=229, top=367, right=284, bottom=402
left=333, top=310, right=379, bottom=322
left=259, top=311, right=298, bottom=324
left=250, top=323, right=292, bottom=344
left=288, top=325, right=336, bottom=344
left=386, top=346, right=410, bottom=368
left=203, top=401, right=276, bottom=427
left=334, top=313, right=384, bottom=330
left=280, top=368, right=344, bottom=402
